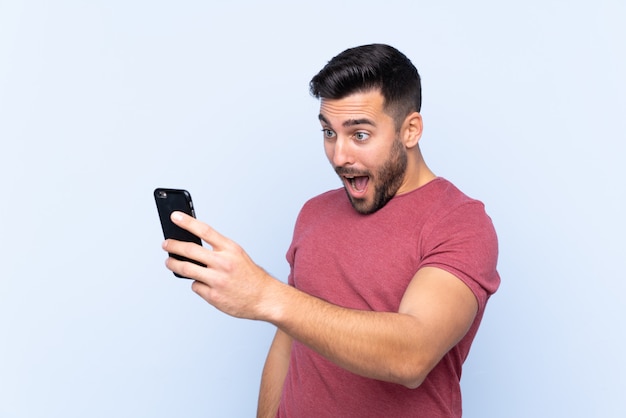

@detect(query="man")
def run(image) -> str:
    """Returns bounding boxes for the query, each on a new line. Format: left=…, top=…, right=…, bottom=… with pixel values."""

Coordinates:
left=162, top=44, right=500, bottom=417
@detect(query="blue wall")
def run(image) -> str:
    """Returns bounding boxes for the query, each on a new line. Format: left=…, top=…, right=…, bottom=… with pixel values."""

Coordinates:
left=1, top=1, right=624, bottom=416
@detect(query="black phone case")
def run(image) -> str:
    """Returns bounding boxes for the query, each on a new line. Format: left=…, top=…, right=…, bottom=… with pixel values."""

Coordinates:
left=154, top=188, right=205, bottom=278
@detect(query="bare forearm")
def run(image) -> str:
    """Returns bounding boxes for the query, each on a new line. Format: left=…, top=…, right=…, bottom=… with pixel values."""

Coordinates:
left=261, top=268, right=477, bottom=389
left=257, top=329, right=292, bottom=418
left=265, top=284, right=437, bottom=388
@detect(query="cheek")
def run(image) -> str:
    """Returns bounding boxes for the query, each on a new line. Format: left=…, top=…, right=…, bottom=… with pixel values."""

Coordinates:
left=323, top=141, right=334, bottom=163
left=363, top=147, right=388, bottom=169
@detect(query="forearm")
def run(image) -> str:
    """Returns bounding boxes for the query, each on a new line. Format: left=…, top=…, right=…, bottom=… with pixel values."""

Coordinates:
left=264, top=283, right=439, bottom=388
left=257, top=329, right=292, bottom=418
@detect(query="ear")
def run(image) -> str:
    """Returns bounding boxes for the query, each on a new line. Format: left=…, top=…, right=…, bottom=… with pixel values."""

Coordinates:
left=401, top=112, right=423, bottom=149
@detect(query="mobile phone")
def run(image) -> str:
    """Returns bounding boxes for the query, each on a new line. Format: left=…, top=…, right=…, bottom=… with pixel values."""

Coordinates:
left=154, top=188, right=205, bottom=278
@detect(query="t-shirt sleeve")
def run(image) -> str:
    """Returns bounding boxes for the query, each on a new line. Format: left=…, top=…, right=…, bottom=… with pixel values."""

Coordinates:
left=418, top=201, right=500, bottom=311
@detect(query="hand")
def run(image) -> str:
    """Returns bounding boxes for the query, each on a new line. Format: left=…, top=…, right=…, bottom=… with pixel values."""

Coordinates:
left=162, top=211, right=282, bottom=320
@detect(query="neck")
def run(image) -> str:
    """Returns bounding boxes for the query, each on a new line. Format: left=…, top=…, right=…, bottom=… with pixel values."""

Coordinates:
left=398, top=147, right=436, bottom=195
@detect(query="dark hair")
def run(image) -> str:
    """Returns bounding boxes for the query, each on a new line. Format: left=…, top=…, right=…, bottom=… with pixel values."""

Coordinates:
left=309, top=44, right=422, bottom=129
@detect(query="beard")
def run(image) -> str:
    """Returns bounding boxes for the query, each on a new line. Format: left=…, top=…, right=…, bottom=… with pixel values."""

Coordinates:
left=337, top=136, right=408, bottom=215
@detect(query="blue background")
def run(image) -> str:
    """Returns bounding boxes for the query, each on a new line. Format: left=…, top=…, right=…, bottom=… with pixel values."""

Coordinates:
left=1, top=1, right=624, bottom=416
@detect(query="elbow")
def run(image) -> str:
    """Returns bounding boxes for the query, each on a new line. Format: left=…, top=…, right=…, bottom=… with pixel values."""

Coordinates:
left=387, top=347, right=446, bottom=389
left=390, top=359, right=433, bottom=389
left=399, top=373, right=427, bottom=390
left=402, top=378, right=424, bottom=390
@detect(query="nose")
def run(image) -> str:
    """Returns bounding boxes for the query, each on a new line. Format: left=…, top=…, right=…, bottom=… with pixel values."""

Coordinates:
left=328, top=136, right=354, bottom=168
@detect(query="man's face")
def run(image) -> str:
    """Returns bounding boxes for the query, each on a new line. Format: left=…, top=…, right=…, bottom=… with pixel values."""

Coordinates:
left=319, top=90, right=409, bottom=214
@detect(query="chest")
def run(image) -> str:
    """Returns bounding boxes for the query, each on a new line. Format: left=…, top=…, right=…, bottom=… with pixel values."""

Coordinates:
left=290, top=212, right=424, bottom=311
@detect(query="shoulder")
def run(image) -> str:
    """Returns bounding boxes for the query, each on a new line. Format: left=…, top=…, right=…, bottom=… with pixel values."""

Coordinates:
left=395, top=178, right=488, bottom=226
left=415, top=179, right=500, bottom=301
left=298, top=188, right=348, bottom=218
left=303, top=187, right=345, bottom=207
left=424, top=177, right=477, bottom=206
left=417, top=178, right=491, bottom=221
left=415, top=178, right=496, bottom=245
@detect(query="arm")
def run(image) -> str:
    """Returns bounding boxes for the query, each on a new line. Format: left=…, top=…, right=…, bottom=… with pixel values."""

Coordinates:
left=163, top=212, right=478, bottom=388
left=257, top=329, right=292, bottom=418
left=267, top=266, right=477, bottom=388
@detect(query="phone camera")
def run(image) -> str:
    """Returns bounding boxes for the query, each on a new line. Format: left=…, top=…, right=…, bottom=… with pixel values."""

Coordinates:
left=157, top=190, right=167, bottom=198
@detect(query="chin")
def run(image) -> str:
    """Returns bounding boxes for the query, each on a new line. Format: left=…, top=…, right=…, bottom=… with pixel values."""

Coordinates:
left=346, top=188, right=396, bottom=215
left=348, top=197, right=378, bottom=215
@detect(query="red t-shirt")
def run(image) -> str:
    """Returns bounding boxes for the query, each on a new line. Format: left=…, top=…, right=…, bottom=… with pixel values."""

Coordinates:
left=278, top=178, right=500, bottom=417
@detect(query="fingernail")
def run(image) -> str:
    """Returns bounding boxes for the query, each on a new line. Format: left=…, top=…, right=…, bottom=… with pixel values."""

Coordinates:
left=171, top=211, right=183, bottom=221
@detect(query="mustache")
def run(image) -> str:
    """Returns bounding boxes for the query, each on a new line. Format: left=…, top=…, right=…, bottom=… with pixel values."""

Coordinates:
left=334, top=166, right=371, bottom=177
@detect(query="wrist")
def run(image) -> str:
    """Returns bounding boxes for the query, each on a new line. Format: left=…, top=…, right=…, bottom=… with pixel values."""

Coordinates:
left=257, top=275, right=292, bottom=324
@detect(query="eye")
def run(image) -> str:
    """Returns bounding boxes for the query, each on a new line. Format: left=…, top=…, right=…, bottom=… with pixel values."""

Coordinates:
left=322, top=129, right=336, bottom=139
left=354, top=131, right=370, bottom=142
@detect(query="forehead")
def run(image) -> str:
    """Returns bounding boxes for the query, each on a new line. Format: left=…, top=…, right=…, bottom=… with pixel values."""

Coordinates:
left=319, top=90, right=389, bottom=126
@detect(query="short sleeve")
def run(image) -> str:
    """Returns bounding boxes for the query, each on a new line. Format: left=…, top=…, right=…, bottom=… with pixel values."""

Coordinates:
left=418, top=201, right=500, bottom=311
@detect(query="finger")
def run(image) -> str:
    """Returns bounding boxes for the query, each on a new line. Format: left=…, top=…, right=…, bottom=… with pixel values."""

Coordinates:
left=162, top=238, right=211, bottom=267
left=170, top=211, right=231, bottom=251
left=191, top=280, right=212, bottom=300
left=165, top=255, right=208, bottom=281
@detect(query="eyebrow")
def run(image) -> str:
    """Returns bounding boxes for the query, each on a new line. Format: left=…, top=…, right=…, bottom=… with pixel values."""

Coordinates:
left=318, top=114, right=377, bottom=128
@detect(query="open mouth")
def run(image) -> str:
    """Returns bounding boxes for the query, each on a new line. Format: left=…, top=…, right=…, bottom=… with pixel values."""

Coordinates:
left=345, top=175, right=369, bottom=193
